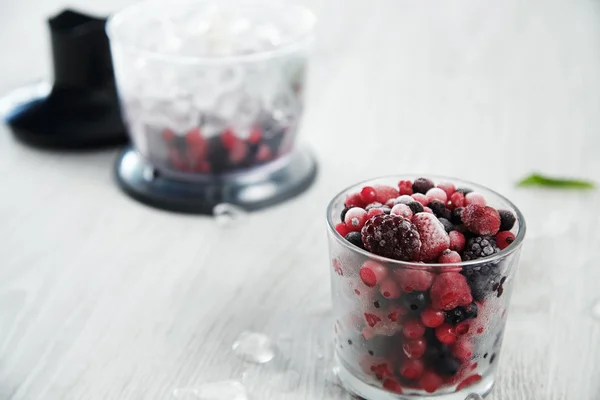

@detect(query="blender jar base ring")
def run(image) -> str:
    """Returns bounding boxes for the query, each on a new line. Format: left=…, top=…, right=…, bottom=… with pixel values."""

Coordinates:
left=114, top=145, right=317, bottom=214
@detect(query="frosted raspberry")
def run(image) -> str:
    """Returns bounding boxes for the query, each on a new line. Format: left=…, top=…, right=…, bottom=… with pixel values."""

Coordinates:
left=426, top=188, right=448, bottom=204
left=390, top=204, right=413, bottom=219
left=462, top=205, right=501, bottom=235
left=430, top=272, right=473, bottom=310
left=412, top=213, right=450, bottom=261
left=398, top=180, right=413, bottom=195
left=373, top=185, right=399, bottom=203
left=361, top=214, right=422, bottom=261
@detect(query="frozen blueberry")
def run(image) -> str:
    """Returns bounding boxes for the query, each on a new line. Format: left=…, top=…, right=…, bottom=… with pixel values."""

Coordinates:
left=438, top=218, right=454, bottom=233
left=498, top=209, right=516, bottom=231
left=401, top=291, right=429, bottom=313
left=340, top=206, right=351, bottom=223
left=344, top=231, right=364, bottom=249
left=451, top=207, right=464, bottom=225
left=413, top=178, right=435, bottom=194
left=428, top=200, right=452, bottom=220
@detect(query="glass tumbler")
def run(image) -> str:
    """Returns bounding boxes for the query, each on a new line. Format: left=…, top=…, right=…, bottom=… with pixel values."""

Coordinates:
left=326, top=176, right=526, bottom=400
left=106, top=0, right=315, bottom=176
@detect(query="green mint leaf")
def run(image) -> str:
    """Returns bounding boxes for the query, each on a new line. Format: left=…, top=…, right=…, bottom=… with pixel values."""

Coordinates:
left=517, top=173, right=595, bottom=189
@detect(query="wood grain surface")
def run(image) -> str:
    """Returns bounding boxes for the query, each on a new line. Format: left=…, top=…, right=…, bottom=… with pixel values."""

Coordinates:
left=1, top=0, right=600, bottom=399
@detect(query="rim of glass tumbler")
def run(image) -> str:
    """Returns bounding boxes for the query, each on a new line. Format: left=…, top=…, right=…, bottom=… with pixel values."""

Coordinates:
left=325, top=174, right=527, bottom=270
left=106, top=0, right=316, bottom=65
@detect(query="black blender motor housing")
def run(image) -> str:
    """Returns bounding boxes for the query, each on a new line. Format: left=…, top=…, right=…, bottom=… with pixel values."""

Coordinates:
left=5, top=9, right=128, bottom=149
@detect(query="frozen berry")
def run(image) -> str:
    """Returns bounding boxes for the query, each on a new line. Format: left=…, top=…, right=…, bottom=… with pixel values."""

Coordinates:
left=437, top=182, right=456, bottom=197
left=461, top=263, right=502, bottom=301
left=465, top=192, right=486, bottom=206
left=455, top=187, right=473, bottom=195
left=360, top=186, right=378, bottom=204
left=345, top=207, right=369, bottom=232
left=413, top=178, right=435, bottom=194
left=435, top=324, right=457, bottom=345
left=411, top=193, right=429, bottom=206
left=456, top=374, right=482, bottom=391
left=403, top=338, right=427, bottom=359
left=364, top=313, right=383, bottom=328
left=382, top=378, right=403, bottom=393
left=449, top=231, right=466, bottom=252
left=438, top=249, right=461, bottom=263
left=438, top=218, right=454, bottom=233
left=345, top=193, right=365, bottom=208
left=398, top=180, right=413, bottom=195
left=345, top=231, right=364, bottom=249
left=451, top=207, right=464, bottom=225
left=496, top=231, right=515, bottom=250
left=393, top=269, right=434, bottom=292
left=340, top=206, right=350, bottom=222
left=451, top=339, right=473, bottom=361
left=373, top=185, right=399, bottom=203
left=428, top=200, right=452, bottom=220
left=445, top=303, right=478, bottom=325
left=419, top=371, right=444, bottom=393
left=390, top=204, right=413, bottom=219
left=395, top=195, right=414, bottom=204
left=407, top=201, right=425, bottom=214
left=462, top=205, right=501, bottom=236
left=335, top=223, right=351, bottom=237
left=401, top=291, right=429, bottom=314
left=498, top=209, right=516, bottom=231
left=362, top=214, right=422, bottom=261
left=462, top=236, right=500, bottom=260
left=360, top=261, right=389, bottom=287
left=412, top=213, right=450, bottom=262
left=365, top=202, right=384, bottom=211
left=367, top=208, right=385, bottom=218
left=403, top=319, right=426, bottom=338
left=421, top=307, right=446, bottom=328
left=426, top=188, right=448, bottom=204
left=423, top=207, right=433, bottom=214
left=379, top=278, right=401, bottom=299
left=449, top=192, right=466, bottom=209
left=400, top=357, right=424, bottom=379
left=430, top=272, right=473, bottom=310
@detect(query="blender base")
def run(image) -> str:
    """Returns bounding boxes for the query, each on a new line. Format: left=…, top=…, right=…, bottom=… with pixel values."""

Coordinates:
left=115, top=146, right=318, bottom=214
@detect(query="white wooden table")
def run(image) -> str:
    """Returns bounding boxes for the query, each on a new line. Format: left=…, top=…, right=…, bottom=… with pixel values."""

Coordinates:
left=1, top=0, right=600, bottom=399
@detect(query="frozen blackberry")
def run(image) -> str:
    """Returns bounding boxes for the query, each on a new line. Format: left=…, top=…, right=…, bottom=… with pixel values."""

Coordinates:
left=401, top=291, right=429, bottom=314
left=462, top=263, right=502, bottom=301
left=462, top=236, right=500, bottom=260
left=451, top=207, right=464, bottom=225
left=428, top=200, right=452, bottom=220
left=455, top=187, right=473, bottom=195
left=345, top=231, right=364, bottom=249
left=361, top=214, right=422, bottom=261
left=413, top=178, right=435, bottom=194
left=438, top=218, right=454, bottom=233
left=498, top=209, right=516, bottom=231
